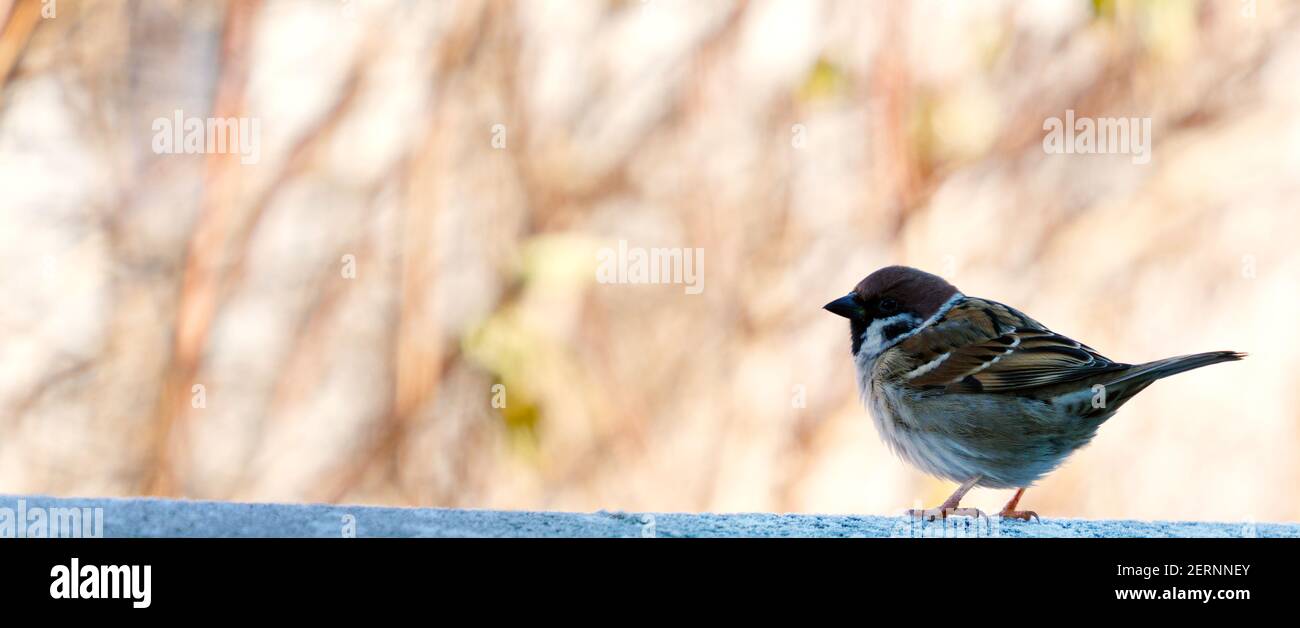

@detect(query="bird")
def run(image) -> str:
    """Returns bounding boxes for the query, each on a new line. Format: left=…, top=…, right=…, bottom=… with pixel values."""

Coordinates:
left=824, top=265, right=1244, bottom=522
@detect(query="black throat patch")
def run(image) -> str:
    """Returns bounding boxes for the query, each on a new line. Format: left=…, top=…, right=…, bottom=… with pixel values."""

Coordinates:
left=850, top=318, right=866, bottom=355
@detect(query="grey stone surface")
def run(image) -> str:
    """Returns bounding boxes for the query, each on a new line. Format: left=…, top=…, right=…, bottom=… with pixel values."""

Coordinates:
left=2, top=495, right=1296, bottom=538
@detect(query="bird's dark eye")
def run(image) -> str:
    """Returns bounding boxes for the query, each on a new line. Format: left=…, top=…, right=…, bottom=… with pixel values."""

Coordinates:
left=878, top=297, right=898, bottom=314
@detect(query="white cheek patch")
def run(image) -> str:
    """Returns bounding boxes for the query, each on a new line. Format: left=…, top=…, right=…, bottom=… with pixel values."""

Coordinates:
left=857, top=313, right=921, bottom=360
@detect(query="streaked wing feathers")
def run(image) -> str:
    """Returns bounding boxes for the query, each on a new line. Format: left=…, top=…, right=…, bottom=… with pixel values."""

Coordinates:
left=898, top=298, right=1127, bottom=393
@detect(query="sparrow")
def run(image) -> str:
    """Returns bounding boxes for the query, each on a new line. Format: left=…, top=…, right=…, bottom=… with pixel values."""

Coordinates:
left=824, top=265, right=1244, bottom=521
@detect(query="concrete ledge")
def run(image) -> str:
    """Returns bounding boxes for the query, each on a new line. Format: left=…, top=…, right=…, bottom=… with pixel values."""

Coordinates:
left=3, top=495, right=1296, bottom=538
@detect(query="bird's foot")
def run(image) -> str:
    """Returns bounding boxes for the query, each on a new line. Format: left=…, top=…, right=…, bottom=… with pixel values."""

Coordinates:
left=906, top=507, right=986, bottom=522
left=998, top=509, right=1040, bottom=522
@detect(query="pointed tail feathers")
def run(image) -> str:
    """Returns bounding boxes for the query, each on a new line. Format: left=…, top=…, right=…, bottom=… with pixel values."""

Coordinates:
left=1082, top=351, right=1243, bottom=418
left=1113, top=351, right=1246, bottom=387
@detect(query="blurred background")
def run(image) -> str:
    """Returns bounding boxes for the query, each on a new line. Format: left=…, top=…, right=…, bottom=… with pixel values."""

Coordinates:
left=1, top=0, right=1297, bottom=522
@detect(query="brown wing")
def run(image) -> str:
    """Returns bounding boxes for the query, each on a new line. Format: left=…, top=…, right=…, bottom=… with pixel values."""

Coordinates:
left=898, top=297, right=1127, bottom=393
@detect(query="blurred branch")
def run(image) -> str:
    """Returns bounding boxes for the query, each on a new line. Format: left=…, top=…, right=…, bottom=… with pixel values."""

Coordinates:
left=141, top=0, right=264, bottom=496
left=319, top=0, right=495, bottom=504
left=0, top=0, right=39, bottom=92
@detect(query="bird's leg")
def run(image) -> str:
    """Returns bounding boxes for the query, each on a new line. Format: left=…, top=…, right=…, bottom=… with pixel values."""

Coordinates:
left=906, top=476, right=985, bottom=521
left=998, top=488, right=1040, bottom=522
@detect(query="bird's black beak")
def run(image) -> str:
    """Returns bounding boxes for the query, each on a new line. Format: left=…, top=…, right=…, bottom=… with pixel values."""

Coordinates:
left=823, top=294, right=862, bottom=320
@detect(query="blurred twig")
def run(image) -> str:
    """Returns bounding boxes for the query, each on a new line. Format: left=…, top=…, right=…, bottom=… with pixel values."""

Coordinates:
left=141, top=0, right=264, bottom=496
left=319, top=0, right=495, bottom=504
left=0, top=0, right=39, bottom=92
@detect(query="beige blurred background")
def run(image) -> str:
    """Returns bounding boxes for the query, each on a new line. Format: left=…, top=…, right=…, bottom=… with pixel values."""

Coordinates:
left=1, top=0, right=1297, bottom=522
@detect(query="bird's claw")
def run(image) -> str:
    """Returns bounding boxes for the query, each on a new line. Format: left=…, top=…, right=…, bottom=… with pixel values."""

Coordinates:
left=999, top=510, right=1040, bottom=522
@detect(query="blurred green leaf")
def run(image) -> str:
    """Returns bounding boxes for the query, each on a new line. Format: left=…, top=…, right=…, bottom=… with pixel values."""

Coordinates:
left=464, top=309, right=546, bottom=458
left=798, top=57, right=845, bottom=102
left=1091, top=0, right=1117, bottom=21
